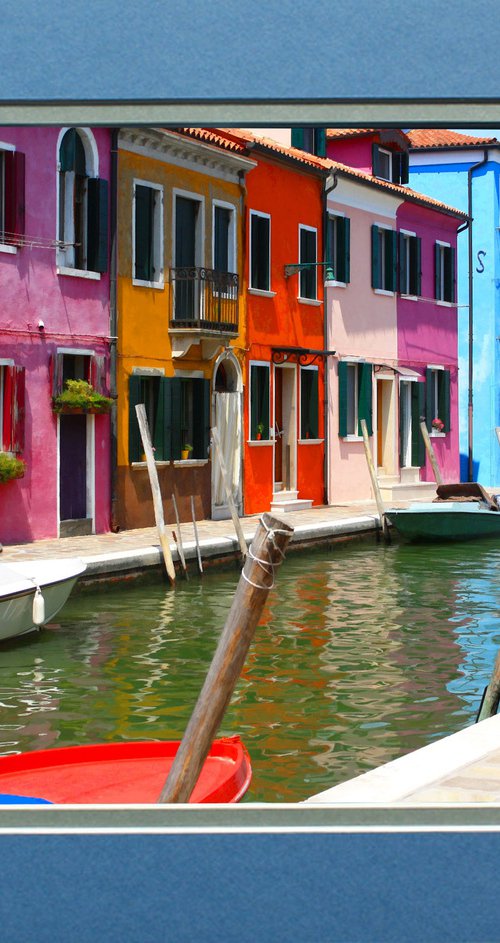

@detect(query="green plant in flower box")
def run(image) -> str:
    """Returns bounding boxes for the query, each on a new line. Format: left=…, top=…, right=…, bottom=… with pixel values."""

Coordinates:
left=0, top=452, right=26, bottom=483
left=52, top=379, right=113, bottom=414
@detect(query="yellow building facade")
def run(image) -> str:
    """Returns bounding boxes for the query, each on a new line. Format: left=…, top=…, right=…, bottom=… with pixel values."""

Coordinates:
left=115, top=128, right=255, bottom=528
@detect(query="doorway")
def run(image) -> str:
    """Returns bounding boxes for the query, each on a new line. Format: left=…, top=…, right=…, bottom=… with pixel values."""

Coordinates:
left=58, top=353, right=94, bottom=537
left=376, top=377, right=395, bottom=475
left=211, top=355, right=243, bottom=520
left=274, top=364, right=297, bottom=493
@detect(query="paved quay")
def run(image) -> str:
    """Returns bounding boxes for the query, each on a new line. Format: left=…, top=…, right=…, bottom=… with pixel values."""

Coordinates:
left=0, top=500, right=402, bottom=584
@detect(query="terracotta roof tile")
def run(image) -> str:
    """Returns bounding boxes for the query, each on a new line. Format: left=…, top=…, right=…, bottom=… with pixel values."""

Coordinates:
left=407, top=129, right=499, bottom=149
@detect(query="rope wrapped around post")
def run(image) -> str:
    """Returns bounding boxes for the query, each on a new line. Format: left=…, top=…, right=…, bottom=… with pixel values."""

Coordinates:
left=158, top=512, right=294, bottom=803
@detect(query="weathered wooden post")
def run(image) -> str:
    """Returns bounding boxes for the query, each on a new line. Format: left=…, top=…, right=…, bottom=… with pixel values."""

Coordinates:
left=191, top=495, right=203, bottom=575
left=158, top=512, right=293, bottom=803
left=360, top=418, right=390, bottom=543
left=419, top=419, right=443, bottom=486
left=171, top=492, right=188, bottom=579
left=135, top=404, right=176, bottom=585
left=477, top=649, right=500, bottom=721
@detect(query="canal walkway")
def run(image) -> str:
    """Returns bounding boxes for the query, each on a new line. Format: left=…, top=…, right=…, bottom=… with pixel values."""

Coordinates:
left=0, top=499, right=402, bottom=583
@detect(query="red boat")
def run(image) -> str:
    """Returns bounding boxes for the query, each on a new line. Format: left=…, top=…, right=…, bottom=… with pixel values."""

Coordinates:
left=0, top=735, right=251, bottom=804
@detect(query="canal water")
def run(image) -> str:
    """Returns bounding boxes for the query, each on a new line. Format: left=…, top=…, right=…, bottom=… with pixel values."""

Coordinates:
left=1, top=537, right=500, bottom=802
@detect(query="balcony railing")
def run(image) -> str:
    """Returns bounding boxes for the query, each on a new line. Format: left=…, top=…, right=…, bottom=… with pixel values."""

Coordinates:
left=169, top=267, right=239, bottom=334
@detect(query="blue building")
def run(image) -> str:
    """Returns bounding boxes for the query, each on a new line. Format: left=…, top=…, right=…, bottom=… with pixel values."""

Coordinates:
left=407, top=130, right=500, bottom=485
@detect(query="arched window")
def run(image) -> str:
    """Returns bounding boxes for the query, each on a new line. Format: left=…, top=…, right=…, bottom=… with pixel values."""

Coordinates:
left=57, top=128, right=108, bottom=274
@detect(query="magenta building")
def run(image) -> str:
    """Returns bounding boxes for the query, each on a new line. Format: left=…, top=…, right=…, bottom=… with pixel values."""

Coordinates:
left=0, top=126, right=112, bottom=542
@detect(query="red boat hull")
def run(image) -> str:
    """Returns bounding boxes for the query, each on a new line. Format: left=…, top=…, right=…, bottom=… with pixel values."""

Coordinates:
left=0, top=736, right=251, bottom=804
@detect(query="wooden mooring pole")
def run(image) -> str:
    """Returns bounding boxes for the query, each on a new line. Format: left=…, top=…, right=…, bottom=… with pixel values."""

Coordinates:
left=360, top=419, right=390, bottom=544
left=135, top=404, right=176, bottom=585
left=172, top=492, right=188, bottom=579
left=158, top=512, right=293, bottom=803
left=191, top=495, right=203, bottom=575
left=419, top=419, right=443, bottom=486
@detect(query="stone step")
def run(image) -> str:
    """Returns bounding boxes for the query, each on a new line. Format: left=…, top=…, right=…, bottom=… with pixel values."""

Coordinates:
left=270, top=496, right=313, bottom=513
left=271, top=490, right=299, bottom=503
left=379, top=481, right=437, bottom=503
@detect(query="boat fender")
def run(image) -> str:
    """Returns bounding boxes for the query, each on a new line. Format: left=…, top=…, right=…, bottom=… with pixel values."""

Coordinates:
left=32, top=586, right=45, bottom=626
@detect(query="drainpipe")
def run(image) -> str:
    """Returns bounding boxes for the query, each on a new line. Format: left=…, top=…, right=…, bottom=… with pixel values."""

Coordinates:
left=467, top=148, right=489, bottom=482
left=323, top=169, right=339, bottom=505
left=109, top=128, right=119, bottom=530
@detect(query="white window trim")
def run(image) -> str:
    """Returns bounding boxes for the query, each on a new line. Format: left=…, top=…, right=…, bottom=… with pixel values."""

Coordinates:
left=132, top=178, right=165, bottom=289
left=248, top=288, right=276, bottom=298
left=212, top=199, right=237, bottom=274
left=373, top=222, right=396, bottom=295
left=249, top=209, right=271, bottom=292
left=56, top=127, right=100, bottom=275
left=427, top=364, right=446, bottom=436
left=249, top=359, right=270, bottom=443
left=298, top=223, right=318, bottom=301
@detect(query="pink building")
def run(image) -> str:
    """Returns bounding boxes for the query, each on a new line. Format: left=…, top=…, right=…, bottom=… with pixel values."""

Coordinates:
left=324, top=129, right=466, bottom=503
left=0, top=127, right=112, bottom=542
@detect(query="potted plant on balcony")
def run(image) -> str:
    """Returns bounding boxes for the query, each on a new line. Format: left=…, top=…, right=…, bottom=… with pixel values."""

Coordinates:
left=181, top=443, right=193, bottom=460
left=0, top=452, right=26, bottom=483
left=52, top=379, right=113, bottom=415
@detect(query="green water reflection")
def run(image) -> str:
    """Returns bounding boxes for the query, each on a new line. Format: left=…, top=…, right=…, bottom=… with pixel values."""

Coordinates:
left=1, top=538, right=500, bottom=802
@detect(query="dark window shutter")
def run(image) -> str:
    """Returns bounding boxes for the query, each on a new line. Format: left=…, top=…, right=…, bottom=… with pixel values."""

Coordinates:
left=90, top=354, right=107, bottom=395
left=4, top=150, right=25, bottom=239
left=1, top=367, right=12, bottom=451
left=152, top=377, right=168, bottom=461
left=134, top=185, right=154, bottom=281
left=413, top=237, right=422, bottom=296
left=192, top=378, right=210, bottom=460
left=300, top=228, right=317, bottom=299
left=250, top=365, right=269, bottom=438
left=448, top=247, right=456, bottom=303
left=214, top=205, right=230, bottom=272
left=389, top=230, right=398, bottom=291
left=425, top=367, right=433, bottom=431
left=401, top=151, right=409, bottom=185
left=87, top=178, right=108, bottom=273
left=169, top=377, right=183, bottom=460
left=51, top=352, right=65, bottom=397
left=371, top=225, right=380, bottom=289
left=411, top=382, right=426, bottom=466
left=314, top=128, right=326, bottom=157
left=301, top=369, right=318, bottom=438
left=341, top=217, right=350, bottom=283
left=128, top=375, right=143, bottom=462
left=358, top=362, right=373, bottom=436
left=392, top=152, right=401, bottom=184
left=372, top=144, right=380, bottom=177
left=398, top=232, right=407, bottom=294
left=11, top=366, right=25, bottom=453
left=59, top=129, right=77, bottom=172
left=434, top=243, right=441, bottom=300
left=291, top=128, right=305, bottom=150
left=326, top=216, right=335, bottom=280
left=439, top=370, right=451, bottom=432
left=338, top=361, right=348, bottom=437
left=250, top=214, right=270, bottom=290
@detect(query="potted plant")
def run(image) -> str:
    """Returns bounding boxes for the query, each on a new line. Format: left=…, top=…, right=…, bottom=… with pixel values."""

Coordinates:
left=431, top=417, right=445, bottom=433
left=181, top=443, right=193, bottom=460
left=0, top=452, right=26, bottom=483
left=52, top=379, right=113, bottom=414
left=256, top=423, right=264, bottom=441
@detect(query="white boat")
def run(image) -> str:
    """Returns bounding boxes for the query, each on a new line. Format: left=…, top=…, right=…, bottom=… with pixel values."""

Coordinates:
left=0, top=558, right=86, bottom=642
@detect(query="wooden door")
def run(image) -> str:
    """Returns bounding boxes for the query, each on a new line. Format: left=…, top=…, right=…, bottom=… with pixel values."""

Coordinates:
left=60, top=414, right=87, bottom=521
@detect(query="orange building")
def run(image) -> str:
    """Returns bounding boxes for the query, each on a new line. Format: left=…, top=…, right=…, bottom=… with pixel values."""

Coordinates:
left=219, top=131, right=331, bottom=515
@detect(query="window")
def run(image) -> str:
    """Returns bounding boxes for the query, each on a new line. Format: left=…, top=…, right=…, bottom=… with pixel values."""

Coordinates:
left=0, top=362, right=25, bottom=454
left=291, top=127, right=326, bottom=158
left=249, top=364, right=270, bottom=440
left=426, top=366, right=450, bottom=434
left=372, top=144, right=409, bottom=185
left=338, top=361, right=373, bottom=437
left=51, top=351, right=107, bottom=398
left=435, top=242, right=456, bottom=303
left=133, top=181, right=163, bottom=285
left=399, top=231, right=421, bottom=296
left=249, top=211, right=270, bottom=291
left=128, top=375, right=210, bottom=462
left=58, top=128, right=108, bottom=273
left=0, top=144, right=25, bottom=248
left=300, top=367, right=319, bottom=439
left=371, top=225, right=397, bottom=292
left=299, top=225, right=317, bottom=300
left=326, top=213, right=350, bottom=283
left=213, top=202, right=235, bottom=274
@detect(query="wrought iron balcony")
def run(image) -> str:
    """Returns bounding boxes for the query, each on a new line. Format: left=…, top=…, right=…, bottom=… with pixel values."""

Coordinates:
left=169, top=267, right=239, bottom=334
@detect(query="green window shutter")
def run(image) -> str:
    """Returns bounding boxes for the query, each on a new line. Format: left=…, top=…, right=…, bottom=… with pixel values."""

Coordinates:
left=398, top=232, right=407, bottom=294
left=434, top=243, right=441, bottom=300
left=291, top=128, right=305, bottom=150
left=340, top=217, right=350, bottom=283
left=192, top=378, right=211, bottom=459
left=413, top=237, right=422, bottom=296
left=338, top=361, right=348, bottom=437
left=372, top=144, right=380, bottom=177
left=169, top=377, right=183, bottom=460
left=152, top=377, right=169, bottom=461
left=425, top=367, right=433, bottom=432
left=358, top=362, right=373, bottom=436
left=411, top=383, right=426, bottom=466
left=300, top=228, right=316, bottom=299
left=301, top=369, right=318, bottom=438
left=128, top=375, right=143, bottom=463
left=371, top=225, right=380, bottom=289
left=134, top=185, right=154, bottom=281
left=326, top=216, right=335, bottom=280
left=392, top=152, right=401, bottom=184
left=388, top=230, right=398, bottom=291
left=250, top=365, right=270, bottom=438
left=449, top=247, right=456, bottom=303
left=250, top=214, right=270, bottom=291
left=214, top=205, right=230, bottom=272
left=439, top=370, right=451, bottom=432
left=315, top=128, right=326, bottom=157
left=59, top=129, right=86, bottom=173
left=401, top=151, right=409, bottom=185
left=87, top=178, right=109, bottom=273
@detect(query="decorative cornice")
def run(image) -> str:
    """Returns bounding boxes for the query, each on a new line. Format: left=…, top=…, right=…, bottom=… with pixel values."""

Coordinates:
left=119, top=128, right=256, bottom=183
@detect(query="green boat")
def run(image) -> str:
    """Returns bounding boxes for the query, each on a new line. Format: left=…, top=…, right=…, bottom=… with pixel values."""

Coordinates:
left=386, top=483, right=500, bottom=542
